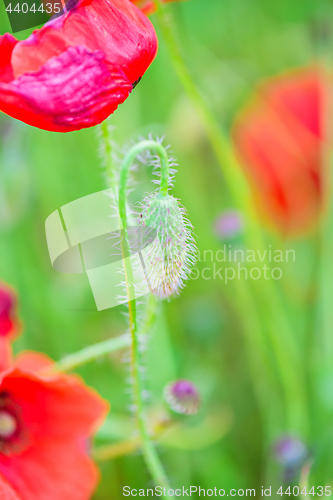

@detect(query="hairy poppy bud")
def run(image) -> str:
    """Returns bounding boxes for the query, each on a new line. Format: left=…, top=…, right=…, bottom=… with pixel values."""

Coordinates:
left=138, top=192, right=196, bottom=299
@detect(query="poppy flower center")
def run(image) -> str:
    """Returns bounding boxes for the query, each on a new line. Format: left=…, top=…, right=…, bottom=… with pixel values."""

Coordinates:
left=0, top=410, right=17, bottom=439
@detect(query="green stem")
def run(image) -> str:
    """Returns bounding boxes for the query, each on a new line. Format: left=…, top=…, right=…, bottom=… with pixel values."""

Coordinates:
left=119, top=140, right=170, bottom=221
left=100, top=120, right=117, bottom=194
left=94, top=415, right=172, bottom=462
left=50, top=335, right=131, bottom=373
left=155, top=2, right=308, bottom=435
left=94, top=437, right=142, bottom=462
left=118, top=141, right=171, bottom=489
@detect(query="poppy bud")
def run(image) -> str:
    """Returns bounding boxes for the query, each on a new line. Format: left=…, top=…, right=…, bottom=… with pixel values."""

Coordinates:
left=138, top=192, right=196, bottom=299
left=274, top=435, right=309, bottom=483
left=214, top=210, right=243, bottom=240
left=164, top=379, right=200, bottom=416
left=274, top=436, right=308, bottom=467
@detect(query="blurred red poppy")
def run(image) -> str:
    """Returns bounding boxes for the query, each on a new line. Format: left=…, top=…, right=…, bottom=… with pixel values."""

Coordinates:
left=0, top=284, right=19, bottom=341
left=0, top=0, right=158, bottom=132
left=130, top=0, right=155, bottom=15
left=233, top=67, right=327, bottom=236
left=0, top=351, right=108, bottom=500
left=0, top=284, right=20, bottom=373
left=131, top=0, right=185, bottom=16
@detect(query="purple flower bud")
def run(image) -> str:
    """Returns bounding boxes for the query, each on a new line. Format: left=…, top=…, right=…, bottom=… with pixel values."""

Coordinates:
left=164, top=379, right=200, bottom=416
left=274, top=436, right=308, bottom=467
left=214, top=210, right=243, bottom=239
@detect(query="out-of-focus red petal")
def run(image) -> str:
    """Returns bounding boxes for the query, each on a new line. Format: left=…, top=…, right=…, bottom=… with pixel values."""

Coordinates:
left=0, top=340, right=13, bottom=373
left=0, top=474, right=21, bottom=500
left=14, top=352, right=54, bottom=373
left=233, top=67, right=325, bottom=236
left=0, top=369, right=108, bottom=442
left=130, top=0, right=187, bottom=15
left=0, top=283, right=20, bottom=342
left=0, top=35, right=18, bottom=84
left=131, top=0, right=156, bottom=15
left=0, top=283, right=21, bottom=372
left=0, top=45, right=132, bottom=132
left=0, top=368, right=108, bottom=500
left=141, top=2, right=156, bottom=15
left=0, top=441, right=99, bottom=500
left=262, top=69, right=323, bottom=140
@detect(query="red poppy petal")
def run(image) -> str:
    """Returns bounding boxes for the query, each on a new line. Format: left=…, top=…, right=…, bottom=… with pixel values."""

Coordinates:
left=11, top=0, right=158, bottom=84
left=234, top=110, right=320, bottom=234
left=0, top=474, right=21, bottom=500
left=0, top=340, right=13, bottom=373
left=233, top=67, right=324, bottom=235
left=130, top=0, right=187, bottom=14
left=0, top=370, right=107, bottom=500
left=0, top=34, right=18, bottom=84
left=13, top=352, right=54, bottom=373
left=0, top=442, right=99, bottom=500
left=0, top=317, right=13, bottom=337
left=0, top=369, right=108, bottom=442
left=0, top=45, right=132, bottom=132
left=262, top=68, right=324, bottom=141
left=131, top=0, right=156, bottom=15
left=0, top=284, right=20, bottom=342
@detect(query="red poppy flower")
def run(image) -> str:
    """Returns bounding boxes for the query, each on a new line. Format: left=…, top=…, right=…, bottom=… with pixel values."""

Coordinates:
left=233, top=67, right=327, bottom=236
left=0, top=284, right=19, bottom=341
left=0, top=350, right=108, bottom=500
left=0, top=284, right=21, bottom=373
left=131, top=0, right=186, bottom=16
left=0, top=0, right=158, bottom=132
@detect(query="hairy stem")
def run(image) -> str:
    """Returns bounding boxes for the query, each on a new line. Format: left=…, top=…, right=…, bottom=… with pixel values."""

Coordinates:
left=49, top=335, right=131, bottom=373
left=94, top=437, right=142, bottom=462
left=118, top=141, right=171, bottom=488
left=99, top=120, right=118, bottom=194
left=94, top=416, right=172, bottom=462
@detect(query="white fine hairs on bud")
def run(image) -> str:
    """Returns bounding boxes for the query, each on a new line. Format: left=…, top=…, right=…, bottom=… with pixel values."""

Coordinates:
left=137, top=191, right=197, bottom=299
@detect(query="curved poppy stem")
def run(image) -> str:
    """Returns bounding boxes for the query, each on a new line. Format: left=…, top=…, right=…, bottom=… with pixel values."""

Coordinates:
left=118, top=141, right=171, bottom=489
left=119, top=140, right=170, bottom=227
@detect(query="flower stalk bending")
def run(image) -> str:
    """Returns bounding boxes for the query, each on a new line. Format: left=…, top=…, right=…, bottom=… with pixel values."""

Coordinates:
left=118, top=140, right=172, bottom=489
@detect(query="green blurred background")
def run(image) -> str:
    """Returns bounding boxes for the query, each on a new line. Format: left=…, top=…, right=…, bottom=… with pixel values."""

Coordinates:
left=0, top=0, right=332, bottom=497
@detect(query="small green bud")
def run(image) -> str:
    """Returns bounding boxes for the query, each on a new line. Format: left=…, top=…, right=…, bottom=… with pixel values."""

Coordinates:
left=138, top=192, right=197, bottom=299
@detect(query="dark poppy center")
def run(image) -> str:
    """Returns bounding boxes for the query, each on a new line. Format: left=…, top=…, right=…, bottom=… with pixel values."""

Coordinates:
left=0, top=392, right=28, bottom=455
left=0, top=410, right=17, bottom=439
